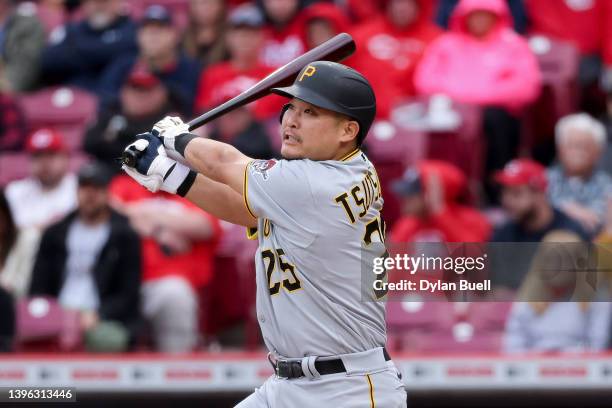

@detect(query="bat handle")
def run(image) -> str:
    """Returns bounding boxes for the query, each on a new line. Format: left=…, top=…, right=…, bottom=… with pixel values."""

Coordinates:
left=121, top=148, right=142, bottom=168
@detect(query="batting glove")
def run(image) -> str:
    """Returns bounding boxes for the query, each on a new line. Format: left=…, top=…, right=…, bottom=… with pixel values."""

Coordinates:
left=121, top=132, right=196, bottom=196
left=152, top=116, right=197, bottom=160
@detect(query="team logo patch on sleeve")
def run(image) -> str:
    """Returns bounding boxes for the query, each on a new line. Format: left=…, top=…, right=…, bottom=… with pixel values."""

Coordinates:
left=250, top=159, right=277, bottom=180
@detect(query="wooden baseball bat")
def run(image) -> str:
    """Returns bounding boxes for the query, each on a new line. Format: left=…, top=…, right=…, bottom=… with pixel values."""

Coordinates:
left=187, top=32, right=356, bottom=130
left=122, top=33, right=356, bottom=167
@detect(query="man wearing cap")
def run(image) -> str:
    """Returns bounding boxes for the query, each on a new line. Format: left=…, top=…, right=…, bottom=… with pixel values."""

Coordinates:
left=85, top=65, right=184, bottom=172
left=98, top=4, right=200, bottom=115
left=492, top=158, right=589, bottom=243
left=194, top=3, right=284, bottom=120
left=5, top=129, right=77, bottom=229
left=29, top=161, right=141, bottom=352
left=490, top=158, right=589, bottom=289
left=121, top=61, right=407, bottom=406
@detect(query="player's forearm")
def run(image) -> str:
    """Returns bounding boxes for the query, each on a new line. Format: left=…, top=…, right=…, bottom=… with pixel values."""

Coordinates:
left=184, top=138, right=250, bottom=185
left=185, top=173, right=257, bottom=228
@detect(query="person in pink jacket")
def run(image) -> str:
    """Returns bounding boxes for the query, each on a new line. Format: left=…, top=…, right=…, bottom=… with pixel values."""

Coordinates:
left=415, top=0, right=541, bottom=111
left=415, top=0, right=542, bottom=202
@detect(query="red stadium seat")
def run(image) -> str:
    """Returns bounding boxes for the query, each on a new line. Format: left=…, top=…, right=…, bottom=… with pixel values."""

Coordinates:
left=16, top=87, right=98, bottom=151
left=465, top=301, right=513, bottom=332
left=365, top=120, right=428, bottom=227
left=386, top=298, right=456, bottom=333
left=399, top=326, right=503, bottom=353
left=366, top=121, right=427, bottom=165
left=424, top=100, right=484, bottom=203
left=386, top=299, right=509, bottom=352
left=523, top=36, right=580, bottom=157
left=15, top=297, right=83, bottom=352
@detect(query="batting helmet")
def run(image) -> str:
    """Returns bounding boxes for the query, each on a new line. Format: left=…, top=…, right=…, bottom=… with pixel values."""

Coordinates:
left=271, top=61, right=376, bottom=145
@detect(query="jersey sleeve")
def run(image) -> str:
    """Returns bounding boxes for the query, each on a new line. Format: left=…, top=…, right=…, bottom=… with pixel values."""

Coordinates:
left=243, top=158, right=317, bottom=244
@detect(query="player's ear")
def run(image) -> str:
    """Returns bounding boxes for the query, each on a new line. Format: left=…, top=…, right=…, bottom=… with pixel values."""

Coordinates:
left=339, top=119, right=359, bottom=144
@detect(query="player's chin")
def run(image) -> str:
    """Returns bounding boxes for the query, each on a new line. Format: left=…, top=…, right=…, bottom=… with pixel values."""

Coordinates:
left=280, top=143, right=304, bottom=160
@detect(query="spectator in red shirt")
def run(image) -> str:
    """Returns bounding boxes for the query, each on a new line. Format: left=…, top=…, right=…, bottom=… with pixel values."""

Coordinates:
left=390, top=160, right=491, bottom=243
left=109, top=175, right=222, bottom=353
left=257, top=0, right=307, bottom=68
left=349, top=0, right=441, bottom=118
left=302, top=2, right=350, bottom=50
left=194, top=4, right=284, bottom=120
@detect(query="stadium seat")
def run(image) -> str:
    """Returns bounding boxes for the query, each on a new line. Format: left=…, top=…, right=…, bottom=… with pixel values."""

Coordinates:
left=386, top=298, right=457, bottom=333
left=523, top=36, right=580, bottom=159
left=16, top=87, right=98, bottom=151
left=398, top=326, right=503, bottom=353
left=365, top=120, right=428, bottom=227
left=424, top=101, right=484, bottom=203
left=386, top=297, right=509, bottom=352
left=15, top=297, right=83, bottom=352
left=465, top=301, right=513, bottom=332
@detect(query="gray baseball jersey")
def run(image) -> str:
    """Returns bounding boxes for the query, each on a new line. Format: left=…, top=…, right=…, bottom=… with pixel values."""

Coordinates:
left=244, top=148, right=387, bottom=358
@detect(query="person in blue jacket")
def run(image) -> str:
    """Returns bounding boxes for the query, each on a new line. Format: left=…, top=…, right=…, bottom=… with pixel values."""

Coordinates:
left=97, top=5, right=201, bottom=116
left=39, top=0, right=137, bottom=92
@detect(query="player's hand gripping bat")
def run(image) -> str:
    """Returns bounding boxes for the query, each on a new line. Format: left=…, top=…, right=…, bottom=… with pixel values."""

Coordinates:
left=121, top=32, right=356, bottom=168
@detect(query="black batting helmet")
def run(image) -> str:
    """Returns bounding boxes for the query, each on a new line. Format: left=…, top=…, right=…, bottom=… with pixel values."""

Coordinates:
left=271, top=61, right=376, bottom=145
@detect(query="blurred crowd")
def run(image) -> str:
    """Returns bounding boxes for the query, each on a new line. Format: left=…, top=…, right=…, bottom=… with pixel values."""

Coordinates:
left=0, top=0, right=612, bottom=354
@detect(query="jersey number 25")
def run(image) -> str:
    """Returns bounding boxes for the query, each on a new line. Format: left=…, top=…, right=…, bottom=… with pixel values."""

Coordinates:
left=261, top=248, right=302, bottom=296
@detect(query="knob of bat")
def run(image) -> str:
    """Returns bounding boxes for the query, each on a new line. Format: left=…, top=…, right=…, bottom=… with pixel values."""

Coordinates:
left=121, top=148, right=141, bottom=168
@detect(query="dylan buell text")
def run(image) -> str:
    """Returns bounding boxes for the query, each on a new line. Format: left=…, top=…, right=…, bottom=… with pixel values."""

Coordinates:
left=373, top=279, right=491, bottom=293
left=371, top=253, right=491, bottom=295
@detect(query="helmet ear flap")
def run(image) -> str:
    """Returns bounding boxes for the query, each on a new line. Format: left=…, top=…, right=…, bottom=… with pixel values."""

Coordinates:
left=279, top=103, right=291, bottom=124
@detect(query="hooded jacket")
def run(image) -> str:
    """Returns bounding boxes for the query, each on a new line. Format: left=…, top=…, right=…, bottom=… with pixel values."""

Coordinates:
left=303, top=2, right=350, bottom=41
left=414, top=0, right=541, bottom=111
left=349, top=0, right=441, bottom=118
left=390, top=160, right=491, bottom=243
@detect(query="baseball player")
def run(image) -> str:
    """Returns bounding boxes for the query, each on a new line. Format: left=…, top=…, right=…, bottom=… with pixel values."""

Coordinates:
left=122, top=61, right=407, bottom=407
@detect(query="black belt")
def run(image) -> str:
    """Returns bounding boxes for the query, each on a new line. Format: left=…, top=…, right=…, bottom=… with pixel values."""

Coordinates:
left=271, top=348, right=391, bottom=379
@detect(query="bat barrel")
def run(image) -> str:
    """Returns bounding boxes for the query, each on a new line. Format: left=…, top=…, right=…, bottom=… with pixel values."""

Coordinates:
left=186, top=32, right=355, bottom=131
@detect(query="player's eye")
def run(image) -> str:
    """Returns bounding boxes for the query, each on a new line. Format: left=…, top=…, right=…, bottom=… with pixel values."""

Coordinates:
left=304, top=108, right=316, bottom=116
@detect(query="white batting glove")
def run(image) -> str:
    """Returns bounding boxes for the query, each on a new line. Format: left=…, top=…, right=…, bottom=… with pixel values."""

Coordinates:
left=121, top=133, right=196, bottom=195
left=152, top=116, right=195, bottom=160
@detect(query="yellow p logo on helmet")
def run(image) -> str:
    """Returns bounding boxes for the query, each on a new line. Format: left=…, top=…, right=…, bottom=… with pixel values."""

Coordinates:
left=298, top=65, right=317, bottom=82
